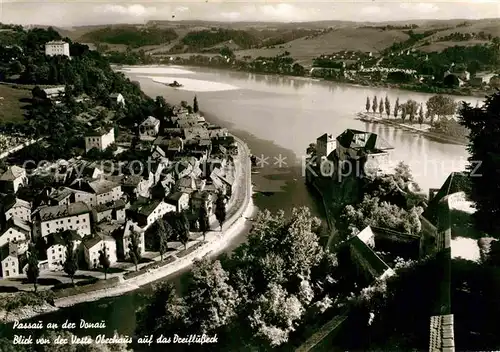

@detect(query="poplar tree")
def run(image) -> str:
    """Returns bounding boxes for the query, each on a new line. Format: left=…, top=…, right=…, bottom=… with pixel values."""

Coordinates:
left=394, top=97, right=400, bottom=118
left=385, top=96, right=391, bottom=118
left=372, top=96, right=378, bottom=113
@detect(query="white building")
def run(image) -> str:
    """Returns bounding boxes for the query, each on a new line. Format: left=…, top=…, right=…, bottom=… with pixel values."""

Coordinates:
left=45, top=40, right=70, bottom=57
left=109, top=93, right=125, bottom=107
left=165, top=192, right=190, bottom=213
left=46, top=231, right=82, bottom=271
left=139, top=116, right=160, bottom=141
left=0, top=217, right=31, bottom=248
left=129, top=199, right=176, bottom=230
left=85, top=127, right=115, bottom=153
left=4, top=197, right=31, bottom=222
left=0, top=241, right=28, bottom=279
left=83, top=235, right=117, bottom=269
left=92, top=199, right=127, bottom=223
left=69, top=179, right=123, bottom=207
left=0, top=166, right=27, bottom=194
left=35, top=202, right=92, bottom=238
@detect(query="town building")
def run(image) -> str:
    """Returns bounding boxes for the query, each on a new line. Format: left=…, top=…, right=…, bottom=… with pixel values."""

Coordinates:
left=45, top=40, right=70, bottom=57
left=139, top=116, right=160, bottom=141
left=127, top=199, right=176, bottom=230
left=92, top=199, right=127, bottom=223
left=34, top=202, right=92, bottom=238
left=83, top=234, right=117, bottom=269
left=109, top=93, right=125, bottom=107
left=0, top=165, right=27, bottom=194
left=84, top=127, right=115, bottom=153
left=46, top=230, right=82, bottom=271
left=0, top=241, right=27, bottom=278
left=42, top=86, right=66, bottom=101
left=165, top=192, right=190, bottom=212
left=68, top=179, right=123, bottom=207
left=0, top=217, right=31, bottom=248
left=3, top=196, right=31, bottom=222
left=115, top=220, right=146, bottom=260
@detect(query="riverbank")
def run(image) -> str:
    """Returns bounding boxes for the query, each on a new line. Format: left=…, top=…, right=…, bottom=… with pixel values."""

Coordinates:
left=134, top=60, right=492, bottom=99
left=356, top=112, right=468, bottom=146
left=0, top=135, right=255, bottom=323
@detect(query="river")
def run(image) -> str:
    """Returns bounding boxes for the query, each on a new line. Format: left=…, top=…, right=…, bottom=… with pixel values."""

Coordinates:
left=0, top=66, right=472, bottom=338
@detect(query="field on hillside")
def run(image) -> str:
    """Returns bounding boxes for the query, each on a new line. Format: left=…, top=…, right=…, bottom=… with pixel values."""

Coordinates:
left=235, top=27, right=409, bottom=66
left=417, top=40, right=492, bottom=53
left=0, top=84, right=31, bottom=124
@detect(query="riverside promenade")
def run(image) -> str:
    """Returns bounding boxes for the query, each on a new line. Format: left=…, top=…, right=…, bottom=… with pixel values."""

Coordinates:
left=53, top=135, right=254, bottom=308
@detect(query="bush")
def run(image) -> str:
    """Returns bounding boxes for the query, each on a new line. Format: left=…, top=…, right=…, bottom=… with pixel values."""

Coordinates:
left=52, top=277, right=120, bottom=299
left=0, top=291, right=54, bottom=312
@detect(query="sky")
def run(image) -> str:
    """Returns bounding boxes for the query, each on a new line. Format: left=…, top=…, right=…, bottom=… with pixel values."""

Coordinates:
left=0, top=1, right=499, bottom=27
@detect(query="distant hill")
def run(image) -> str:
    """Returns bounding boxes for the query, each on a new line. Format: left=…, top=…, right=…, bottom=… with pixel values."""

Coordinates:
left=54, top=18, right=500, bottom=66
left=78, top=26, right=178, bottom=48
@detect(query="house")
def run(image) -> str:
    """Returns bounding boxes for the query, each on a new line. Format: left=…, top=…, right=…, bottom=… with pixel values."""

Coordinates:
left=42, top=86, right=66, bottom=100
left=104, top=174, right=152, bottom=200
left=48, top=187, right=73, bottom=206
left=0, top=243, right=26, bottom=278
left=316, top=133, right=336, bottom=161
left=83, top=234, right=117, bottom=269
left=207, top=126, right=228, bottom=138
left=139, top=116, right=160, bottom=141
left=175, top=176, right=198, bottom=194
left=127, top=199, right=176, bottom=229
left=3, top=196, right=31, bottom=222
left=0, top=165, right=27, bottom=193
left=85, top=127, right=115, bottom=153
left=46, top=230, right=82, bottom=271
left=115, top=220, right=146, bottom=260
left=190, top=191, right=215, bottom=215
left=165, top=192, right=190, bottom=212
left=348, top=226, right=396, bottom=282
left=469, top=72, right=496, bottom=87
left=109, top=93, right=125, bottom=107
left=35, top=202, right=92, bottom=238
left=151, top=145, right=167, bottom=160
left=0, top=217, right=31, bottom=248
left=321, top=129, right=394, bottom=178
left=68, top=179, right=123, bottom=207
left=45, top=40, right=70, bottom=57
left=92, top=199, right=127, bottom=223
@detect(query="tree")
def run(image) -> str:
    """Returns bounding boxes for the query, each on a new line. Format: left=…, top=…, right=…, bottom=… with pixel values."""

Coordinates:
left=385, top=96, right=391, bottom=118
left=193, top=95, right=199, bottom=113
left=128, top=231, right=141, bottom=271
left=136, top=282, right=188, bottom=337
left=215, top=193, right=227, bottom=231
left=372, top=96, right=378, bottom=113
left=177, top=211, right=190, bottom=250
left=394, top=97, right=400, bottom=118
left=199, top=205, right=210, bottom=241
left=404, top=100, right=418, bottom=123
left=457, top=92, right=500, bottom=236
left=401, top=106, right=407, bottom=122
left=157, top=219, right=173, bottom=261
left=426, top=95, right=457, bottom=122
left=366, top=96, right=370, bottom=112
left=185, top=258, right=240, bottom=333
left=379, top=99, right=384, bottom=115
left=26, top=244, right=39, bottom=293
left=99, top=246, right=111, bottom=280
left=426, top=107, right=433, bottom=124
left=63, top=235, right=78, bottom=284
left=418, top=104, right=424, bottom=127
left=306, top=143, right=316, bottom=157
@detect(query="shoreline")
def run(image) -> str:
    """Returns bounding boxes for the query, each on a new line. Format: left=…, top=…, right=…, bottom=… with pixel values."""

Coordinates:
left=122, top=62, right=491, bottom=99
left=1, top=136, right=255, bottom=323
left=356, top=112, right=468, bottom=146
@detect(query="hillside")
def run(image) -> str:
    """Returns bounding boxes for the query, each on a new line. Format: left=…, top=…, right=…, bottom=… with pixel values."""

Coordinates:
left=55, top=18, right=500, bottom=67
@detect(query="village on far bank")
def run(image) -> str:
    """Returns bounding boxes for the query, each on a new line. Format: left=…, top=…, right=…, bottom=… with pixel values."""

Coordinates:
left=0, top=40, right=246, bottom=295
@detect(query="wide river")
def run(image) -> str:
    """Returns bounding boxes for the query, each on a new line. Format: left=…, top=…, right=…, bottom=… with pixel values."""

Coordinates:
left=1, top=66, right=474, bottom=338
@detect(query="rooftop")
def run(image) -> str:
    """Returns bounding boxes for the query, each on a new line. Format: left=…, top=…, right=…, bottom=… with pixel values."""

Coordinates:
left=141, top=116, right=160, bottom=127
left=83, top=234, right=114, bottom=250
left=38, top=202, right=90, bottom=222
left=88, top=179, right=120, bottom=194
left=94, top=199, right=127, bottom=213
left=0, top=166, right=25, bottom=181
left=337, top=129, right=393, bottom=152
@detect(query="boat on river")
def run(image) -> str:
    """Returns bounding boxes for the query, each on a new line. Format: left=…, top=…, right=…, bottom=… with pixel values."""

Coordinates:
left=166, top=80, right=183, bottom=88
